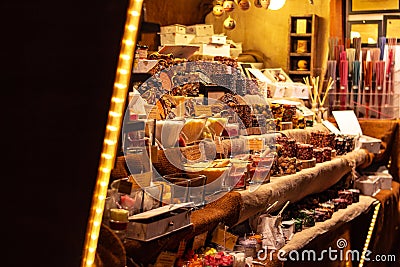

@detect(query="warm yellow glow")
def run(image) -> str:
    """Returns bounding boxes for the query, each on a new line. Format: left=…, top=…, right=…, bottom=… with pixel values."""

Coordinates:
left=359, top=202, right=380, bottom=267
left=115, top=82, right=128, bottom=89
left=120, top=54, right=131, bottom=60
left=104, top=139, right=117, bottom=145
left=109, top=111, right=122, bottom=117
left=118, top=69, right=129, bottom=75
left=127, top=25, right=137, bottom=32
left=80, top=1, right=143, bottom=266
left=269, top=0, right=286, bottom=10
left=112, top=97, right=124, bottom=103
left=124, top=40, right=134, bottom=46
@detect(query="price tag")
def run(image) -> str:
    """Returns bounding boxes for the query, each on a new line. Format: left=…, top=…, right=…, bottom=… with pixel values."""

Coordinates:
left=194, top=105, right=212, bottom=117
left=154, top=252, right=177, bottom=267
left=211, top=225, right=238, bottom=251
left=248, top=138, right=264, bottom=151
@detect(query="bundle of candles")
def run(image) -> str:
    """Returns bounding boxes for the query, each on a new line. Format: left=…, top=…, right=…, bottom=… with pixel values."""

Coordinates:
left=326, top=37, right=398, bottom=119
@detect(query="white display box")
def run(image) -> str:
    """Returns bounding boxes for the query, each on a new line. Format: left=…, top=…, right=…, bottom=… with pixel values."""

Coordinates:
left=354, top=176, right=381, bottom=196
left=227, top=40, right=242, bottom=58
left=331, top=110, right=382, bottom=154
left=210, top=35, right=227, bottom=45
left=262, top=68, right=293, bottom=84
left=363, top=172, right=393, bottom=190
left=186, top=24, right=214, bottom=36
left=127, top=202, right=193, bottom=241
left=357, top=135, right=382, bottom=154
left=160, top=33, right=196, bottom=46
left=379, top=173, right=393, bottom=190
left=193, top=43, right=230, bottom=57
left=192, top=36, right=211, bottom=44
left=160, top=24, right=186, bottom=34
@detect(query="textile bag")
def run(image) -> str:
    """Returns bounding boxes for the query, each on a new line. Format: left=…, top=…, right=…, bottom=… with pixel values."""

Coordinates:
left=255, top=200, right=289, bottom=251
left=256, top=214, right=286, bottom=251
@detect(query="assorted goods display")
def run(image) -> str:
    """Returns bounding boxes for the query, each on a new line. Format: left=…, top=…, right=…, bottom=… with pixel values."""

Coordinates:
left=144, top=182, right=363, bottom=267
left=102, top=28, right=394, bottom=265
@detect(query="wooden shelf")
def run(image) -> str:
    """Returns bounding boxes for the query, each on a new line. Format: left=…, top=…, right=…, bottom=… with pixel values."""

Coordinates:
left=287, top=14, right=318, bottom=81
left=290, top=52, right=312, bottom=57
left=289, top=70, right=311, bottom=75
left=290, top=33, right=312, bottom=37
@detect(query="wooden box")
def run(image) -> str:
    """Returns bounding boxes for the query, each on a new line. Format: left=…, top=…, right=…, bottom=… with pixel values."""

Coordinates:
left=126, top=202, right=193, bottom=241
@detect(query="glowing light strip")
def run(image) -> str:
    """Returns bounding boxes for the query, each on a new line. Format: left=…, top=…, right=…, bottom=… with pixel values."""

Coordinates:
left=359, top=201, right=381, bottom=267
left=80, top=0, right=143, bottom=266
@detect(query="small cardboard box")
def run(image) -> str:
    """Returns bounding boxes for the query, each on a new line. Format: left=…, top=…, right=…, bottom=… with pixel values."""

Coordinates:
left=332, top=111, right=382, bottom=154
left=186, top=24, right=214, bottom=36
left=210, top=35, right=227, bottom=45
left=193, top=43, right=230, bottom=57
left=296, top=19, right=307, bottom=34
left=262, top=68, right=293, bottom=83
left=126, top=202, right=193, bottom=241
left=160, top=33, right=196, bottom=46
left=363, top=172, right=393, bottom=190
left=160, top=24, right=186, bottom=34
left=192, top=35, right=211, bottom=44
left=354, top=176, right=381, bottom=196
left=379, top=172, right=393, bottom=190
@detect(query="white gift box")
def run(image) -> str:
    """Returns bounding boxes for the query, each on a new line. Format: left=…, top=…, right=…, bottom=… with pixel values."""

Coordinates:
left=379, top=172, right=393, bottom=190
left=160, top=33, right=196, bottom=46
left=210, top=35, right=227, bottom=45
left=186, top=24, right=214, bottom=36
left=354, top=176, right=381, bottom=196
left=192, top=35, right=212, bottom=44
left=160, top=24, right=186, bottom=34
left=193, top=43, right=230, bottom=57
left=362, top=172, right=393, bottom=190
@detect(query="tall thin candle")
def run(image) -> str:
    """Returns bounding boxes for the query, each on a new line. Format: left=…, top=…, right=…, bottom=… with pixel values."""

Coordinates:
left=339, top=60, right=348, bottom=110
left=352, top=61, right=361, bottom=114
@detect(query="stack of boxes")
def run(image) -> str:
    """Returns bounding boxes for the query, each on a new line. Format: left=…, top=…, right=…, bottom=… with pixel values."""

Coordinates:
left=159, top=24, right=235, bottom=58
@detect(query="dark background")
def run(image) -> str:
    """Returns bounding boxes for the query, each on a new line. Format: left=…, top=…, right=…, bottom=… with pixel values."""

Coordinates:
left=2, top=0, right=129, bottom=266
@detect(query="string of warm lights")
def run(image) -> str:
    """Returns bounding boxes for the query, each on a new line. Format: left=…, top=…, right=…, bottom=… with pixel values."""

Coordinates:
left=80, top=0, right=143, bottom=266
left=358, top=201, right=381, bottom=267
